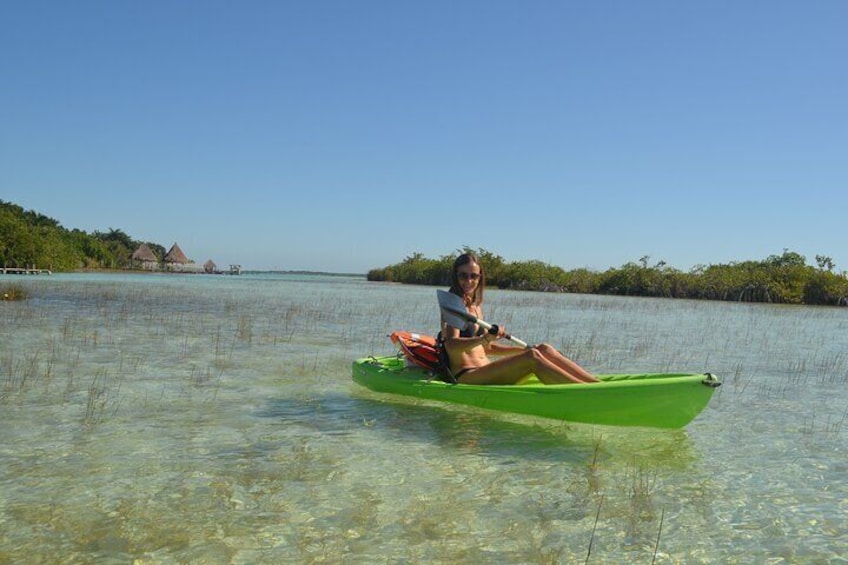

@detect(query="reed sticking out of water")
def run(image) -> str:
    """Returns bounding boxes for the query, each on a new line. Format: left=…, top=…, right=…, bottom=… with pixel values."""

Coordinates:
left=802, top=407, right=847, bottom=439
left=585, top=495, right=604, bottom=564
left=188, top=364, right=224, bottom=396
left=213, top=325, right=222, bottom=357
left=1, top=284, right=27, bottom=301
left=651, top=508, right=665, bottom=564
left=61, top=317, right=74, bottom=341
left=0, top=349, right=58, bottom=401
left=628, top=465, right=658, bottom=523
left=83, top=370, right=108, bottom=427
left=81, top=368, right=124, bottom=428
left=586, top=439, right=603, bottom=494
left=237, top=315, right=253, bottom=344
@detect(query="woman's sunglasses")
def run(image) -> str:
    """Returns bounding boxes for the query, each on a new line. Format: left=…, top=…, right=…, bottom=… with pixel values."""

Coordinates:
left=457, top=272, right=480, bottom=281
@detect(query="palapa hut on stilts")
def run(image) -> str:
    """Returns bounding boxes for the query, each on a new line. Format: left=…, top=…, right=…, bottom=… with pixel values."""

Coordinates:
left=131, top=244, right=159, bottom=270
left=164, top=242, right=191, bottom=272
left=128, top=241, right=235, bottom=274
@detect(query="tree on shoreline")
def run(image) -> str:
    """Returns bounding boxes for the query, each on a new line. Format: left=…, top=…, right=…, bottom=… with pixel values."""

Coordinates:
left=368, top=248, right=848, bottom=307
left=0, top=200, right=165, bottom=271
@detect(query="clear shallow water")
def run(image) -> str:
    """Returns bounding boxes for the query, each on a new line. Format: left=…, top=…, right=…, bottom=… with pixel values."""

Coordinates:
left=1, top=273, right=847, bottom=563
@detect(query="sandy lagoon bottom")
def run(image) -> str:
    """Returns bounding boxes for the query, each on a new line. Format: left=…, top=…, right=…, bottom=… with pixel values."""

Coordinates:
left=1, top=273, right=847, bottom=563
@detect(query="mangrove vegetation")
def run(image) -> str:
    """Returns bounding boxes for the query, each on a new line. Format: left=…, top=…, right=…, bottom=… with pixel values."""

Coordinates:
left=368, top=248, right=848, bottom=306
left=0, top=199, right=166, bottom=271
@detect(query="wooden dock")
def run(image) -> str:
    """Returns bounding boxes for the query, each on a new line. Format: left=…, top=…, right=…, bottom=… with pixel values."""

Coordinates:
left=1, top=267, right=52, bottom=275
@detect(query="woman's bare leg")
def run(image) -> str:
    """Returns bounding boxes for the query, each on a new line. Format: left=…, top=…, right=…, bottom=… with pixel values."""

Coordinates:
left=457, top=348, right=586, bottom=385
left=534, top=343, right=599, bottom=383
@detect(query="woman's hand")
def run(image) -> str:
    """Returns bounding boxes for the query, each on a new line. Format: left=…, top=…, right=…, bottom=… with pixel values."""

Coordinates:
left=487, top=324, right=507, bottom=341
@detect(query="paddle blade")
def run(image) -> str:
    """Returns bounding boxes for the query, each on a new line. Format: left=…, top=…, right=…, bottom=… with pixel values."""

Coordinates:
left=437, top=290, right=470, bottom=329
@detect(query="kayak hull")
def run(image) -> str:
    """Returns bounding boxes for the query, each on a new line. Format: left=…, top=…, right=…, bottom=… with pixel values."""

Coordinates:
left=352, top=356, right=720, bottom=429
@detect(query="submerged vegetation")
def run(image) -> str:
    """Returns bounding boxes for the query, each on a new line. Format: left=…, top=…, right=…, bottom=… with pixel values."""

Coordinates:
left=1, top=284, right=27, bottom=301
left=368, top=248, right=848, bottom=306
left=0, top=199, right=165, bottom=271
left=3, top=275, right=848, bottom=562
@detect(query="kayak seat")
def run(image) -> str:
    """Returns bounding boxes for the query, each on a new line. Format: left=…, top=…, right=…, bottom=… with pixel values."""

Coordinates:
left=389, top=331, right=456, bottom=383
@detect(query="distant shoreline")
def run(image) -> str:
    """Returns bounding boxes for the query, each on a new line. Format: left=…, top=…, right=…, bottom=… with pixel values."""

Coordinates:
left=253, top=270, right=365, bottom=277
left=69, top=268, right=366, bottom=278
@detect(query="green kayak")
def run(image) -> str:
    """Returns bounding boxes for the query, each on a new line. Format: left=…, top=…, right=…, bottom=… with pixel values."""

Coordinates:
left=352, top=356, right=720, bottom=429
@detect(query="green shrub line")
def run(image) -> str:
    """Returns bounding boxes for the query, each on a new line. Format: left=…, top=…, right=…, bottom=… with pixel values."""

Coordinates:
left=1, top=199, right=165, bottom=271
left=368, top=248, right=848, bottom=306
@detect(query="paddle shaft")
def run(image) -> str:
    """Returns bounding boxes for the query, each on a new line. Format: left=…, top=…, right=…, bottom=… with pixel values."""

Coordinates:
left=440, top=303, right=529, bottom=348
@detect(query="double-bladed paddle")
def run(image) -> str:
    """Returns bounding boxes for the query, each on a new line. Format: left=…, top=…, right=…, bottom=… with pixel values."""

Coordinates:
left=437, top=290, right=529, bottom=348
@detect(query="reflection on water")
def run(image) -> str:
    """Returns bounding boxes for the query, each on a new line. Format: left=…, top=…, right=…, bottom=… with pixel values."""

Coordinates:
left=1, top=273, right=847, bottom=562
left=326, top=392, right=700, bottom=468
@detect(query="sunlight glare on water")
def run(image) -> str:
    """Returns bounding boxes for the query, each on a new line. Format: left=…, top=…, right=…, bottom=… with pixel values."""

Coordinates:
left=1, top=273, right=847, bottom=563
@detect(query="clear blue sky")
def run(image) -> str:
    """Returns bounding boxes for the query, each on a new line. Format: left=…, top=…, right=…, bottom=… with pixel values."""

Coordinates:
left=2, top=1, right=845, bottom=273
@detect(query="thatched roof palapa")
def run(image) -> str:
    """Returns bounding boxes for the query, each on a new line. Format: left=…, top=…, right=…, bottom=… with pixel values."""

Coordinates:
left=132, top=244, right=157, bottom=262
left=164, top=243, right=189, bottom=264
left=203, top=260, right=217, bottom=273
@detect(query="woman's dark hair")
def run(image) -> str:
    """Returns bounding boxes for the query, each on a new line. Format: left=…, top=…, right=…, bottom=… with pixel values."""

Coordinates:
left=449, top=252, right=485, bottom=306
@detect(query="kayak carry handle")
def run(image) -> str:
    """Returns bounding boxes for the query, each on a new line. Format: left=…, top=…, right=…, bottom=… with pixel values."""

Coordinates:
left=701, top=373, right=722, bottom=388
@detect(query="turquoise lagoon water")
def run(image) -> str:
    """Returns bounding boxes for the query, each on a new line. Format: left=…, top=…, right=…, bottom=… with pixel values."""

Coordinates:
left=1, top=273, right=847, bottom=563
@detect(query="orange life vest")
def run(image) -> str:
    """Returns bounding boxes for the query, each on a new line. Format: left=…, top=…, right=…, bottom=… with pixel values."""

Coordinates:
left=389, top=331, right=454, bottom=382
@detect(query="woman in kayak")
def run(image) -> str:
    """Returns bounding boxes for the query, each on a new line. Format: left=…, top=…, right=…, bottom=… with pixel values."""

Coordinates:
left=441, top=253, right=599, bottom=385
